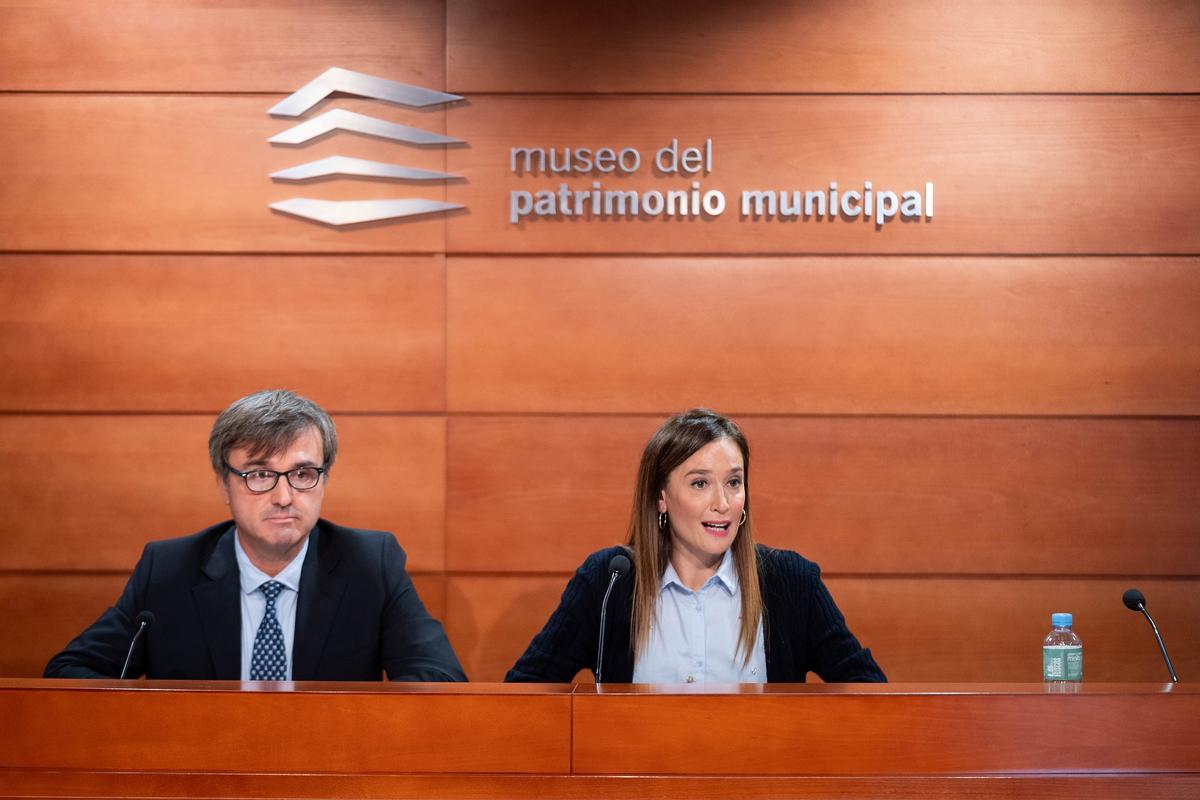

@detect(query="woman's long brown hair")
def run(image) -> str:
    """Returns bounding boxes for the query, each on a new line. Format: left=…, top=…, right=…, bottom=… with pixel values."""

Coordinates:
left=625, top=409, right=762, bottom=665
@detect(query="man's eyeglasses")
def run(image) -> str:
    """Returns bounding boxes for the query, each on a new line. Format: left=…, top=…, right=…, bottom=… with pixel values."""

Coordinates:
left=224, top=463, right=327, bottom=493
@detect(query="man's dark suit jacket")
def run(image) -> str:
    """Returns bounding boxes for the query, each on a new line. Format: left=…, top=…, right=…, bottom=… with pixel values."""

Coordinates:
left=44, top=519, right=466, bottom=681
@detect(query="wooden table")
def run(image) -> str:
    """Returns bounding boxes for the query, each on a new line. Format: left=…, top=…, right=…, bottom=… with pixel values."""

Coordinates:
left=3, top=679, right=1197, bottom=798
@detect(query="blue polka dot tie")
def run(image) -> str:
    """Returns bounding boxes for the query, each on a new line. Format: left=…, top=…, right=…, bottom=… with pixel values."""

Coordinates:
left=250, top=580, right=288, bottom=681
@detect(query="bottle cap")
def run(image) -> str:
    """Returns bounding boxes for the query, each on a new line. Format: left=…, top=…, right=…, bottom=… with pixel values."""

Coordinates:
left=1051, top=612, right=1073, bottom=627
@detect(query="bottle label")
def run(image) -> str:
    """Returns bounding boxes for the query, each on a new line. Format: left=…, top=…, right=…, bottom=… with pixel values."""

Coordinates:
left=1043, top=645, right=1083, bottom=681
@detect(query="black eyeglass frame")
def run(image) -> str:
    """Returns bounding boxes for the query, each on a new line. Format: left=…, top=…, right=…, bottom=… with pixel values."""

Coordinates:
left=223, top=462, right=328, bottom=493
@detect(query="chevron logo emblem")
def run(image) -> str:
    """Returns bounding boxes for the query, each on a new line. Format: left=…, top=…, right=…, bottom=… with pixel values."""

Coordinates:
left=268, top=67, right=463, bottom=227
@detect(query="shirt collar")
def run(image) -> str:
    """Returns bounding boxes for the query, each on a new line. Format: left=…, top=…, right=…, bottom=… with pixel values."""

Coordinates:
left=233, top=530, right=309, bottom=596
left=661, top=548, right=738, bottom=596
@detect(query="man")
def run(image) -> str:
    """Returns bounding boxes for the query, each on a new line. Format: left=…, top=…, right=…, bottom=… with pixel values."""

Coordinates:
left=45, top=389, right=466, bottom=682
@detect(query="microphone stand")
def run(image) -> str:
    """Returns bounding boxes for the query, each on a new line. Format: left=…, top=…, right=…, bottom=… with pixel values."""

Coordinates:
left=1134, top=602, right=1179, bottom=683
left=594, top=570, right=621, bottom=684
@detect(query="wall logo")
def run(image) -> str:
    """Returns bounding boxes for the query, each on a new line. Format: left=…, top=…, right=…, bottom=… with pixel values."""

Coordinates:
left=268, top=67, right=463, bottom=226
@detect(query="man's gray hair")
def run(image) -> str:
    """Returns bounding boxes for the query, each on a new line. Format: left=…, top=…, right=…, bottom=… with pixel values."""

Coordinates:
left=208, top=389, right=338, bottom=475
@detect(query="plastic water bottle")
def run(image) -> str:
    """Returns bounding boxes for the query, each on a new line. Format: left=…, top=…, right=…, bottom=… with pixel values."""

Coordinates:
left=1042, top=612, right=1083, bottom=682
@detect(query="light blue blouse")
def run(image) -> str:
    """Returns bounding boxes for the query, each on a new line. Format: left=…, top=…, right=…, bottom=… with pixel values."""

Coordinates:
left=632, top=548, right=766, bottom=684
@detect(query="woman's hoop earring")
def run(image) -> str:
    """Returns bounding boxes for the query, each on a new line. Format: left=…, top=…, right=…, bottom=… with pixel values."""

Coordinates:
left=658, top=512, right=668, bottom=531
left=740, top=509, right=748, bottom=527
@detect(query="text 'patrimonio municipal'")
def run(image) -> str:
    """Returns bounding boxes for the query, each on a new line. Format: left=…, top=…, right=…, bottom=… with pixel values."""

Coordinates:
left=508, top=139, right=933, bottom=229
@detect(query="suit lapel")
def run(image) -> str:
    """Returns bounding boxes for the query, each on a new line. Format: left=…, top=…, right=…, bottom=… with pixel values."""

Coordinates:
left=192, top=526, right=241, bottom=680
left=292, top=523, right=349, bottom=680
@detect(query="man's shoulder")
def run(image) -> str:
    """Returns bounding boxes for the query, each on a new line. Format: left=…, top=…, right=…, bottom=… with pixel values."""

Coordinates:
left=316, top=519, right=389, bottom=538
left=147, top=519, right=405, bottom=572
left=144, top=521, right=234, bottom=558
left=310, top=520, right=408, bottom=574
left=126, top=521, right=235, bottom=586
left=313, top=519, right=395, bottom=552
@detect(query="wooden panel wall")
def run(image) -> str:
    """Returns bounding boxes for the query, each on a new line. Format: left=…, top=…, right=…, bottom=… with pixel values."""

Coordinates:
left=1, top=0, right=1196, bottom=685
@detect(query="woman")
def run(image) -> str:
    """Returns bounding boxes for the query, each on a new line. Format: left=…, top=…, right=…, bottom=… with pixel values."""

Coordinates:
left=507, top=408, right=885, bottom=684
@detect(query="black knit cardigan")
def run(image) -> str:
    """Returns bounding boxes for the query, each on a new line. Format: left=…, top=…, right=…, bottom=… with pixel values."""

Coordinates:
left=506, top=544, right=886, bottom=683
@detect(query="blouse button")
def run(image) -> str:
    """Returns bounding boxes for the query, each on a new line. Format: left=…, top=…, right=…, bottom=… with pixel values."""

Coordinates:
left=686, top=674, right=695, bottom=683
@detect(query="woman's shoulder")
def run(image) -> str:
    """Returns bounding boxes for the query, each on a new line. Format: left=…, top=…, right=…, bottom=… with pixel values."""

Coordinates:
left=574, top=545, right=634, bottom=576
left=754, top=543, right=821, bottom=579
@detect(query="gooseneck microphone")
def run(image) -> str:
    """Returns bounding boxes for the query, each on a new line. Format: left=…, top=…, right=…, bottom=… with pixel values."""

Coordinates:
left=1123, top=589, right=1179, bottom=683
left=119, top=610, right=156, bottom=680
left=595, top=554, right=631, bottom=684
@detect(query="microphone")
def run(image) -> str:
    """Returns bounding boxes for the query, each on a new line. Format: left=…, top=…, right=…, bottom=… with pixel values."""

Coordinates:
left=1122, top=589, right=1179, bottom=683
left=119, top=610, right=155, bottom=680
left=594, top=553, right=631, bottom=684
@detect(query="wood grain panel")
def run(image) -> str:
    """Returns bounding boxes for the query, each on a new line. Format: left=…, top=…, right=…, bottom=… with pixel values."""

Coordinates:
left=0, top=0, right=445, bottom=92
left=5, top=682, right=1194, bottom=795
left=5, top=772, right=1199, bottom=800
left=0, top=96, right=452, bottom=252
left=446, top=574, right=1200, bottom=682
left=0, top=414, right=446, bottom=572
left=447, top=257, right=1200, bottom=414
left=2, top=683, right=571, bottom=774
left=323, top=416, right=447, bottom=572
left=0, top=573, right=447, bottom=679
left=572, top=684, right=1200, bottom=775
left=0, top=255, right=445, bottom=412
left=448, top=0, right=1200, bottom=93
left=826, top=576, right=1199, bottom=684
left=445, top=574, right=582, bottom=684
left=0, top=574, right=128, bottom=678
left=445, top=96, right=1200, bottom=254
left=445, top=416, right=1200, bottom=576
left=446, top=416, right=653, bottom=573
left=744, top=417, right=1200, bottom=576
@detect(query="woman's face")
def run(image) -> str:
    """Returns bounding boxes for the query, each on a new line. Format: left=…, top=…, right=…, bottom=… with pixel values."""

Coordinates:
left=657, top=437, right=746, bottom=573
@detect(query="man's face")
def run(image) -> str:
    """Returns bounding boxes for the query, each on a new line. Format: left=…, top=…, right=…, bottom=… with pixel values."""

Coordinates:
left=217, top=427, right=326, bottom=574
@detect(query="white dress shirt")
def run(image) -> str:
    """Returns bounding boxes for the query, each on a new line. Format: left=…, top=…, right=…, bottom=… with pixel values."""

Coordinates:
left=234, top=531, right=308, bottom=681
left=632, top=549, right=767, bottom=684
